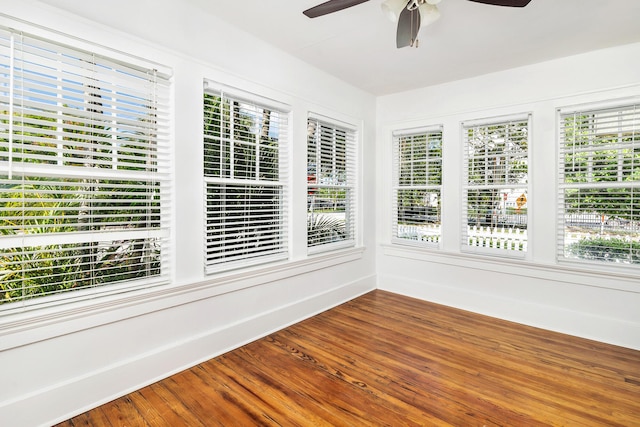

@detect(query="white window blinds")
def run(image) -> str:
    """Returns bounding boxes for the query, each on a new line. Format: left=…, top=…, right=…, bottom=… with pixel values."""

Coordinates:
left=462, top=115, right=529, bottom=255
left=392, top=126, right=443, bottom=246
left=0, top=28, right=172, bottom=313
left=307, top=116, right=356, bottom=251
left=203, top=84, right=289, bottom=272
left=558, top=101, right=640, bottom=266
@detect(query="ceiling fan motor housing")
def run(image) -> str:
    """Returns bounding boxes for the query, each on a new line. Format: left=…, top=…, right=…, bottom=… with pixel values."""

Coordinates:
left=303, top=0, right=532, bottom=48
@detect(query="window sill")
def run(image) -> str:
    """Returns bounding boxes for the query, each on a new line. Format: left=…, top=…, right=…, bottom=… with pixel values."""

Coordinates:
left=0, top=246, right=365, bottom=351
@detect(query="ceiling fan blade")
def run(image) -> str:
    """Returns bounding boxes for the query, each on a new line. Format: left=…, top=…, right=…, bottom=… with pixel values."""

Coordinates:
left=303, top=0, right=370, bottom=18
left=396, top=6, right=420, bottom=49
left=467, top=0, right=531, bottom=6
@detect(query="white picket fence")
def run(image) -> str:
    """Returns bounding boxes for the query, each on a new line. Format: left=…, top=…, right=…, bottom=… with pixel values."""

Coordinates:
left=467, top=225, right=527, bottom=251
left=397, top=224, right=527, bottom=251
left=397, top=225, right=441, bottom=243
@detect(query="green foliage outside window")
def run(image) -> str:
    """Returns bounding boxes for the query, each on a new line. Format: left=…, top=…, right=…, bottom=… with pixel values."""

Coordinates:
left=560, top=111, right=640, bottom=264
left=567, top=238, right=640, bottom=264
left=1, top=111, right=161, bottom=305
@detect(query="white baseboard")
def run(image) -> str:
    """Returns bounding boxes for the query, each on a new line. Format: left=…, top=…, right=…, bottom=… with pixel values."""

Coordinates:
left=2, top=275, right=375, bottom=427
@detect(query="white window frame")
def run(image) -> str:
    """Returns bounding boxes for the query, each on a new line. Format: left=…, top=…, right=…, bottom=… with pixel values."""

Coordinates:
left=392, top=125, right=443, bottom=248
left=0, top=26, right=172, bottom=315
left=461, top=113, right=531, bottom=258
left=306, top=113, right=357, bottom=254
left=557, top=98, right=640, bottom=269
left=203, top=81, right=290, bottom=273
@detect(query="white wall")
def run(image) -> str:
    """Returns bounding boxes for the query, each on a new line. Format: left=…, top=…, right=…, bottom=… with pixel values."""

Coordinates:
left=376, top=42, right=640, bottom=351
left=0, top=2, right=377, bottom=426
left=1, top=1, right=638, bottom=425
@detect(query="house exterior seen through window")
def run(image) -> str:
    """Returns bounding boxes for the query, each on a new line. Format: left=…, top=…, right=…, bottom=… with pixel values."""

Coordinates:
left=462, top=114, right=530, bottom=256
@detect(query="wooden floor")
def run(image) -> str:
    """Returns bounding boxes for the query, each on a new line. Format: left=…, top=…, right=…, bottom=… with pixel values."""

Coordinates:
left=57, top=290, right=640, bottom=426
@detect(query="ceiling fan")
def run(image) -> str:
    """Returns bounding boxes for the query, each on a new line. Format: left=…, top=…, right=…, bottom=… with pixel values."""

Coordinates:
left=303, top=0, right=532, bottom=48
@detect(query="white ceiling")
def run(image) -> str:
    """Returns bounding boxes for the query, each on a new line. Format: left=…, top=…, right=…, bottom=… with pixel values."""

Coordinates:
left=34, top=0, right=640, bottom=96
left=192, top=0, right=640, bottom=95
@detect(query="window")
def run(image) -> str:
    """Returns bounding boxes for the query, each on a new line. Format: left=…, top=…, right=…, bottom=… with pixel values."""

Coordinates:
left=0, top=27, right=171, bottom=313
left=203, top=83, right=289, bottom=272
left=462, top=114, right=530, bottom=255
left=558, top=101, right=640, bottom=266
left=392, top=126, right=442, bottom=246
left=307, top=115, right=356, bottom=251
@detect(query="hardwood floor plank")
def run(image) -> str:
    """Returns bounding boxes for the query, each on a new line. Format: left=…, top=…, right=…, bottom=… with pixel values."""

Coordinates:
left=217, top=352, right=348, bottom=426
left=62, top=412, right=96, bottom=427
left=56, top=290, right=640, bottom=426
left=126, top=390, right=167, bottom=426
left=234, top=339, right=395, bottom=426
left=137, top=382, right=206, bottom=426
left=271, top=326, right=516, bottom=426
left=178, top=366, right=269, bottom=426
left=335, top=292, right=639, bottom=395
left=201, top=354, right=329, bottom=426
left=319, top=293, right=639, bottom=426
left=291, top=312, right=553, bottom=426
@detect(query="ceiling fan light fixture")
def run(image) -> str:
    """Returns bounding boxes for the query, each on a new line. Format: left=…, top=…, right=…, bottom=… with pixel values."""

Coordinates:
left=418, top=3, right=440, bottom=28
left=381, top=0, right=408, bottom=22
left=304, top=0, right=533, bottom=51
